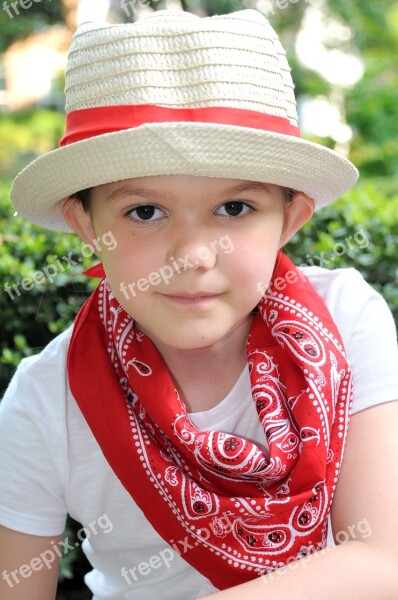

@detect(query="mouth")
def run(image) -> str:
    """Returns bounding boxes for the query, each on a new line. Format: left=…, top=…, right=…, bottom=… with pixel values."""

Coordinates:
left=159, top=292, right=223, bottom=304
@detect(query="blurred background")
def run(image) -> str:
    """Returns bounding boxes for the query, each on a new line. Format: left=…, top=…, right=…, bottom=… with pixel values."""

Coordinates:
left=0, top=0, right=397, bottom=597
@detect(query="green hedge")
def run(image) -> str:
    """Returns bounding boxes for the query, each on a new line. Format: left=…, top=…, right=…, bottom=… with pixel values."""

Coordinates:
left=0, top=178, right=98, bottom=396
left=286, top=180, right=398, bottom=321
left=0, top=109, right=65, bottom=179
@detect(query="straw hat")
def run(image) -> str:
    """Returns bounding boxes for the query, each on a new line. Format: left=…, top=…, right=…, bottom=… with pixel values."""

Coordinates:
left=10, top=8, right=358, bottom=232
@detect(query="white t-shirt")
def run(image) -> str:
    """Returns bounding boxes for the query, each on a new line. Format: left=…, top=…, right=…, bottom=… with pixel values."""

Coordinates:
left=1, top=266, right=398, bottom=600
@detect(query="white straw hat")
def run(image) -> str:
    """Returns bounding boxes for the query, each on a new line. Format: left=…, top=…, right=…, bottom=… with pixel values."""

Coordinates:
left=10, top=8, right=358, bottom=232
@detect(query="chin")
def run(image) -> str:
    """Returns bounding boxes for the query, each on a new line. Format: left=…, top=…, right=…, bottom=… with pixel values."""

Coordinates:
left=158, top=329, right=225, bottom=351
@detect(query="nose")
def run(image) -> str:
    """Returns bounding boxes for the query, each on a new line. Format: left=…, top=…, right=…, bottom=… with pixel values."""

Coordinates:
left=167, top=228, right=217, bottom=272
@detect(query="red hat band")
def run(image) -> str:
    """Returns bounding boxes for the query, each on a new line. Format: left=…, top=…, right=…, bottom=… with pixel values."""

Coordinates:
left=60, top=104, right=301, bottom=147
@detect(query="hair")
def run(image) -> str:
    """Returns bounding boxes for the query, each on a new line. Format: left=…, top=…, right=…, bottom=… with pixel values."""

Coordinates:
left=70, top=185, right=297, bottom=213
left=283, top=187, right=296, bottom=204
left=72, top=187, right=91, bottom=212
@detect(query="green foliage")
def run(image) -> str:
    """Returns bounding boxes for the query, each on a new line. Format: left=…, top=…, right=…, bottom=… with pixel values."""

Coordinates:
left=0, top=0, right=64, bottom=53
left=0, top=108, right=65, bottom=178
left=346, top=58, right=398, bottom=177
left=342, top=0, right=398, bottom=178
left=0, top=177, right=97, bottom=395
left=286, top=180, right=398, bottom=324
left=269, top=0, right=398, bottom=179
left=325, top=0, right=398, bottom=51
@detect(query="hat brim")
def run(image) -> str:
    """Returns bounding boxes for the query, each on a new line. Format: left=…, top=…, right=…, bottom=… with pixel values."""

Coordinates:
left=10, top=122, right=358, bottom=232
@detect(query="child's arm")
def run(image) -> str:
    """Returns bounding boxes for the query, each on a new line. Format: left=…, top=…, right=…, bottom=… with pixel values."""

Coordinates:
left=0, top=525, right=61, bottom=599
left=206, top=399, right=398, bottom=599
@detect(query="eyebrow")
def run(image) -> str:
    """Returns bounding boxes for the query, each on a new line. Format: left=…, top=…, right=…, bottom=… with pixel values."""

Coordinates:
left=107, top=181, right=272, bottom=202
left=219, top=181, right=272, bottom=196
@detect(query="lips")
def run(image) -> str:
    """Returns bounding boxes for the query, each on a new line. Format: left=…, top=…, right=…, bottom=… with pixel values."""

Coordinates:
left=159, top=291, right=223, bottom=305
left=163, top=291, right=221, bottom=299
left=162, top=291, right=221, bottom=300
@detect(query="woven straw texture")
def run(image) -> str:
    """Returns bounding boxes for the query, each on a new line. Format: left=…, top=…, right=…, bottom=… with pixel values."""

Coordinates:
left=65, top=10, right=297, bottom=125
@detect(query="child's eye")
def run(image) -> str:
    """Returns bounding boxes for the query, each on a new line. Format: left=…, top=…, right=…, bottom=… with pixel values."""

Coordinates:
left=127, top=205, right=166, bottom=222
left=215, top=201, right=252, bottom=217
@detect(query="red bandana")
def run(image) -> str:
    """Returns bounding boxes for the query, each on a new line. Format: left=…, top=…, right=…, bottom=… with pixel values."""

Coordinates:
left=68, top=252, right=352, bottom=590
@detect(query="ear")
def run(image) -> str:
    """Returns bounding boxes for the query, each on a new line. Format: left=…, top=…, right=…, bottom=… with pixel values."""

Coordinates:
left=62, top=197, right=99, bottom=251
left=279, top=192, right=314, bottom=248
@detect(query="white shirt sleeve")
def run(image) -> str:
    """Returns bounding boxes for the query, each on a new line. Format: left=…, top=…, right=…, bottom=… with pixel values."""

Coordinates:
left=302, top=266, right=398, bottom=414
left=0, top=331, right=70, bottom=536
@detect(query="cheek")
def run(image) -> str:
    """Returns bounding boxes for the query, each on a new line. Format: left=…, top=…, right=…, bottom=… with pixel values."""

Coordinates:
left=226, top=232, right=280, bottom=300
left=98, top=230, right=161, bottom=283
left=88, top=215, right=166, bottom=304
left=104, top=254, right=155, bottom=299
left=227, top=230, right=280, bottom=274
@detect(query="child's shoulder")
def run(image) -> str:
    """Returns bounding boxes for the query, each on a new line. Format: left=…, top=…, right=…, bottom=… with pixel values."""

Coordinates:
left=15, top=324, right=72, bottom=379
left=1, top=325, right=73, bottom=414
left=300, top=264, right=396, bottom=344
left=300, top=264, right=379, bottom=308
left=300, top=263, right=367, bottom=288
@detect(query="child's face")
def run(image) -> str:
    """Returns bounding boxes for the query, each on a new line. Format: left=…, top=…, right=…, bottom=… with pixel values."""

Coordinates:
left=64, top=175, right=312, bottom=351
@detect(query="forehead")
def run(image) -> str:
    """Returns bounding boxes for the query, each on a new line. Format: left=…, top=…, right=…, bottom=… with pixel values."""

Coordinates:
left=93, top=175, right=281, bottom=201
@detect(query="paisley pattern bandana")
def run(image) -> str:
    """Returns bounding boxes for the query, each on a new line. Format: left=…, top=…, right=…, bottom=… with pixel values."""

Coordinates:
left=67, top=252, right=352, bottom=590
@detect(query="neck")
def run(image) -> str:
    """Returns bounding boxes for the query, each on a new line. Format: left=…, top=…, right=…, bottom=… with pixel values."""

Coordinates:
left=141, top=314, right=254, bottom=412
